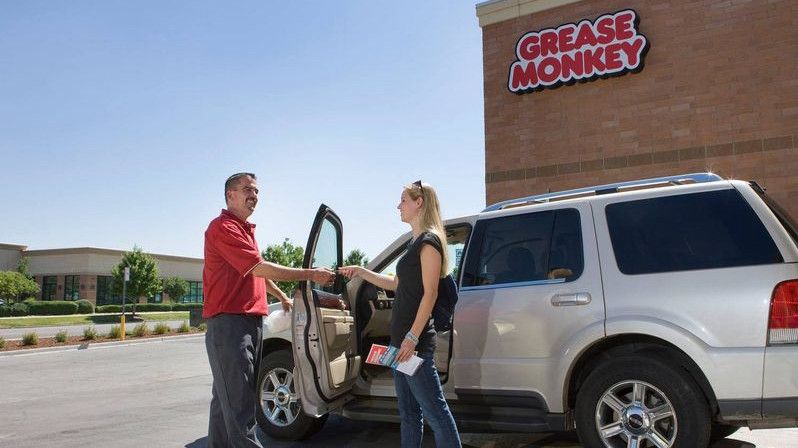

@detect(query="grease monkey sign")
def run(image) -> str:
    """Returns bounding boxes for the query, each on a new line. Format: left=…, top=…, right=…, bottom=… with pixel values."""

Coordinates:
left=508, top=9, right=649, bottom=94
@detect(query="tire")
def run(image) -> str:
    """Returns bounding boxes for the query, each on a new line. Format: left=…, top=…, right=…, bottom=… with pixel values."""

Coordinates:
left=710, top=423, right=740, bottom=441
left=255, top=349, right=328, bottom=440
left=575, top=355, right=711, bottom=448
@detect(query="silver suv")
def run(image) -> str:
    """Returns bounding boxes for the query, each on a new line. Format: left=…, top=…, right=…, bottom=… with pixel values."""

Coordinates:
left=255, top=173, right=798, bottom=448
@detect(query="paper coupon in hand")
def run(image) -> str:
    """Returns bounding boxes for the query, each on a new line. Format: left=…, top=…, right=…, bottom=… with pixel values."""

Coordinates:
left=366, top=343, right=423, bottom=376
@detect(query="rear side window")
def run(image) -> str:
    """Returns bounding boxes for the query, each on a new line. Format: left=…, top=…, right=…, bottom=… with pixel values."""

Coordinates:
left=606, top=189, right=783, bottom=275
left=462, top=209, right=583, bottom=287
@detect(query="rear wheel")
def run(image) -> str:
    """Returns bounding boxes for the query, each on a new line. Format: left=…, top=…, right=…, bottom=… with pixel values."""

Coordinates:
left=255, top=350, right=328, bottom=440
left=575, top=355, right=711, bottom=448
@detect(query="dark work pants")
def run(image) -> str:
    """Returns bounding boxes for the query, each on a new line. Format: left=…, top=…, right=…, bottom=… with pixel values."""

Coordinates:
left=205, top=313, right=264, bottom=448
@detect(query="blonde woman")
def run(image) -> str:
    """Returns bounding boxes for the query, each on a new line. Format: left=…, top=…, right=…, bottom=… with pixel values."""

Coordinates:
left=339, top=181, right=461, bottom=448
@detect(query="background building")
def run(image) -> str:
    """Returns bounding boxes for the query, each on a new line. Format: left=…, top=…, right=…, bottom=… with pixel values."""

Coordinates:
left=0, top=243, right=203, bottom=305
left=477, top=0, right=797, bottom=214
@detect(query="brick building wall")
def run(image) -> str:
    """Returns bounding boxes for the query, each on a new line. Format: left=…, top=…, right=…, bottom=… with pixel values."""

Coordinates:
left=481, top=0, right=798, bottom=214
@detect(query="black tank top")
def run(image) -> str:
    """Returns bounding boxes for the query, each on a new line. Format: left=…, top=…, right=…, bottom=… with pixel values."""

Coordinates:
left=390, top=231, right=443, bottom=353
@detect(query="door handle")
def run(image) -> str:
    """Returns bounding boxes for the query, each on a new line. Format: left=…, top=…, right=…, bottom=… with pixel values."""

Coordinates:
left=551, top=292, right=591, bottom=306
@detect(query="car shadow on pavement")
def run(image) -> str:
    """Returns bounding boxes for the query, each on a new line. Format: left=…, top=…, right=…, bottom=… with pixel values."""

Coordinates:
left=711, top=440, right=755, bottom=448
left=185, top=436, right=207, bottom=448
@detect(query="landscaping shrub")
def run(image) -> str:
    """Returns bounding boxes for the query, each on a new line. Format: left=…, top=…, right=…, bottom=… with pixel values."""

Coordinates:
left=95, top=304, right=140, bottom=313
left=132, top=323, right=148, bottom=337
left=177, top=321, right=190, bottom=333
left=0, top=336, right=5, bottom=349
left=135, top=303, right=173, bottom=312
left=153, top=322, right=170, bottom=335
left=95, top=305, right=121, bottom=313
left=22, top=332, right=38, bottom=346
left=2, top=302, right=30, bottom=316
left=83, top=326, right=99, bottom=340
left=55, top=330, right=68, bottom=343
left=75, top=299, right=94, bottom=314
left=107, top=325, right=121, bottom=339
left=171, top=303, right=203, bottom=311
left=27, top=301, right=78, bottom=316
left=197, top=323, right=207, bottom=332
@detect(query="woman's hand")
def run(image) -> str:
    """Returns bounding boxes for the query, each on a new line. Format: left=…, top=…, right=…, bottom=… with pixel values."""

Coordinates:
left=337, top=265, right=363, bottom=279
left=280, top=297, right=293, bottom=312
left=396, top=335, right=417, bottom=363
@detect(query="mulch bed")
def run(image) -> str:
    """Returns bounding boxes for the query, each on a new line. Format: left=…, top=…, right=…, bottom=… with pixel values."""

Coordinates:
left=0, top=329, right=205, bottom=352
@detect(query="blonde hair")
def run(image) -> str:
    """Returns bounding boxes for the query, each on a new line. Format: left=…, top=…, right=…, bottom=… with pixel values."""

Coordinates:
left=405, top=181, right=449, bottom=277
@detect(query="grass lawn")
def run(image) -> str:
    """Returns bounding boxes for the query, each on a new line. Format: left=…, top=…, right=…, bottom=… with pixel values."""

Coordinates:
left=0, top=311, right=190, bottom=328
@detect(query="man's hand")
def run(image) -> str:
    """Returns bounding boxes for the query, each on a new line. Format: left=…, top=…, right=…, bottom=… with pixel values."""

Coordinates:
left=310, top=267, right=335, bottom=285
left=280, top=297, right=293, bottom=312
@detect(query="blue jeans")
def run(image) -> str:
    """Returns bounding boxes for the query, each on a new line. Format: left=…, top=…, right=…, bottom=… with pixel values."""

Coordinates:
left=392, top=351, right=461, bottom=448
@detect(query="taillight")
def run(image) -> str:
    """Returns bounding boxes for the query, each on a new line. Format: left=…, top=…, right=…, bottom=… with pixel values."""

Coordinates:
left=768, top=280, right=798, bottom=345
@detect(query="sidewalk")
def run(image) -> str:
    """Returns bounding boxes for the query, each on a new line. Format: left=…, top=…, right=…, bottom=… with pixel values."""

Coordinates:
left=0, top=320, right=187, bottom=341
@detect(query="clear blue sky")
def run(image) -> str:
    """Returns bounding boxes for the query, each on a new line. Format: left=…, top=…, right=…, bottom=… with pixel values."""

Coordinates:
left=0, top=1, right=486, bottom=260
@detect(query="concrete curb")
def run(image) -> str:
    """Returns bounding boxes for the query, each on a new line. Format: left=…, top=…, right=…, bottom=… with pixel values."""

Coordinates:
left=0, top=333, right=205, bottom=358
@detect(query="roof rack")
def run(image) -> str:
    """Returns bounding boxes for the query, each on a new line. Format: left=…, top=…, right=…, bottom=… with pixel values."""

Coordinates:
left=483, top=172, right=724, bottom=212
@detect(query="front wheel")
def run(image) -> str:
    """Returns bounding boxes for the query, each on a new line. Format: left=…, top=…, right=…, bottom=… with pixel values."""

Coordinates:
left=575, top=355, right=711, bottom=448
left=255, top=349, right=328, bottom=440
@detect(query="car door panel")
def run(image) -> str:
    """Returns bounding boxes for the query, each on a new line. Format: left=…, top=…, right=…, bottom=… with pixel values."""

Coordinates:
left=292, top=204, right=358, bottom=416
left=452, top=202, right=604, bottom=413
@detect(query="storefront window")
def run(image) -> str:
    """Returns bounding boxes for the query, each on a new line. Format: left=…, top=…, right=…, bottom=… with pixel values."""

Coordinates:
left=63, top=275, right=80, bottom=300
left=183, top=281, right=203, bottom=303
left=42, top=276, right=57, bottom=300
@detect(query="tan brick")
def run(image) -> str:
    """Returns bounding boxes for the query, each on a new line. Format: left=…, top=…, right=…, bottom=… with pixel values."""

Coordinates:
left=483, top=0, right=798, bottom=219
left=679, top=146, right=706, bottom=161
left=581, top=159, right=604, bottom=172
left=653, top=150, right=679, bottom=164
left=734, top=139, right=763, bottom=154
left=538, top=164, right=557, bottom=178
left=558, top=162, right=580, bottom=175
left=764, top=136, right=793, bottom=151
left=707, top=143, right=733, bottom=157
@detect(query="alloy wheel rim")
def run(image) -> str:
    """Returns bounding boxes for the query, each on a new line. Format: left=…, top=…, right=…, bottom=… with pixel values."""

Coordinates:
left=260, top=367, right=300, bottom=427
left=595, top=379, right=677, bottom=448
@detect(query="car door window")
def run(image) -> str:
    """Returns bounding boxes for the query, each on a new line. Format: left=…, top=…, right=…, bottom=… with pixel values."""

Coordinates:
left=462, top=209, right=583, bottom=287
left=311, top=217, right=343, bottom=294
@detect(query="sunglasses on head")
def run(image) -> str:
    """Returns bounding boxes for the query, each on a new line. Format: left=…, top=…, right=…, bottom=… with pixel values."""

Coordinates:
left=413, top=180, right=424, bottom=195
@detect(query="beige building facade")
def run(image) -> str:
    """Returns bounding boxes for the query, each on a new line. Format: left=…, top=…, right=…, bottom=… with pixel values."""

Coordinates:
left=477, top=0, right=798, bottom=215
left=0, top=243, right=203, bottom=305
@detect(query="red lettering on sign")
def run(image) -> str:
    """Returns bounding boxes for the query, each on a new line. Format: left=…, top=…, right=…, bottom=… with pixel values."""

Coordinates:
left=614, top=11, right=635, bottom=40
left=518, top=33, right=540, bottom=60
left=540, top=30, right=559, bottom=57
left=508, top=9, right=648, bottom=93
left=595, top=16, right=615, bottom=45
left=558, top=25, right=576, bottom=53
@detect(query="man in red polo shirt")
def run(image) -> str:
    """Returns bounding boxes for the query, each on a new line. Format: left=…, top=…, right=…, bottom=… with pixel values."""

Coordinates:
left=203, top=172, right=334, bottom=448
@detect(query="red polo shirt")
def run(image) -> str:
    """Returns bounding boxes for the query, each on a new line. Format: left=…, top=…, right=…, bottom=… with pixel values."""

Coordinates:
left=202, top=209, right=267, bottom=318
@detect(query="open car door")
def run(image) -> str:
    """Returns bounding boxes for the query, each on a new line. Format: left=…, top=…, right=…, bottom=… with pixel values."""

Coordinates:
left=292, top=204, right=360, bottom=416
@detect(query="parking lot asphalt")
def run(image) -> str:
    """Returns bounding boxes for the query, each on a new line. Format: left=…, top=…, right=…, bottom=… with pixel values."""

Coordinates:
left=1, top=336, right=795, bottom=448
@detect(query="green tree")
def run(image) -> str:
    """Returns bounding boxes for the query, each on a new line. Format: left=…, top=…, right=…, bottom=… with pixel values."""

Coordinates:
left=111, top=246, right=161, bottom=313
left=162, top=277, right=189, bottom=303
left=344, top=249, right=369, bottom=267
left=261, top=238, right=304, bottom=298
left=0, top=271, right=39, bottom=304
left=16, top=257, right=32, bottom=280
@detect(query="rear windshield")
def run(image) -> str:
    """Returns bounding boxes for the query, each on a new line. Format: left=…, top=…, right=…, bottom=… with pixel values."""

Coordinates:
left=606, top=189, right=783, bottom=275
left=754, top=183, right=798, bottom=247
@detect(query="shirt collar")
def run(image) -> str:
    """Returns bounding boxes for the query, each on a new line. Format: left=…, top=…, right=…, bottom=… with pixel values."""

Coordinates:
left=221, top=209, right=256, bottom=229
